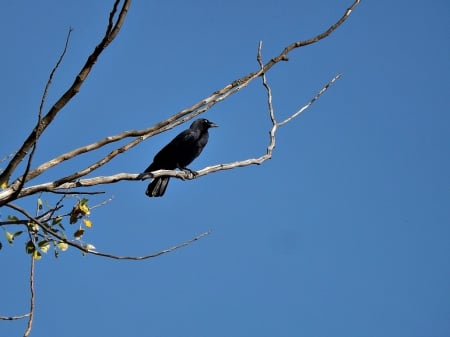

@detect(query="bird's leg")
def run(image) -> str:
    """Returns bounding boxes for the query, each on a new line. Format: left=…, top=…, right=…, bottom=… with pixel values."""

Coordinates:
left=181, top=167, right=198, bottom=179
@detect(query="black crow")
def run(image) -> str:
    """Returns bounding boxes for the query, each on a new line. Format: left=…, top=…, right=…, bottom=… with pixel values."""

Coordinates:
left=144, top=118, right=218, bottom=197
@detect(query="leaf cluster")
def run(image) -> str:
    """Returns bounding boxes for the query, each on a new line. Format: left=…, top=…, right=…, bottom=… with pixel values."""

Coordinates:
left=1, top=197, right=95, bottom=259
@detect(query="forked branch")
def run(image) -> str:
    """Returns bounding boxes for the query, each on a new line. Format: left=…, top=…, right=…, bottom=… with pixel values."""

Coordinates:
left=5, top=69, right=341, bottom=201
left=0, top=0, right=360, bottom=204
left=0, top=0, right=132, bottom=194
left=0, top=2, right=361, bottom=334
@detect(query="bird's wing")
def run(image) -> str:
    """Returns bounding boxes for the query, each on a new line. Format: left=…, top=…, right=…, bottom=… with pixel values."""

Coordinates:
left=147, top=129, right=197, bottom=171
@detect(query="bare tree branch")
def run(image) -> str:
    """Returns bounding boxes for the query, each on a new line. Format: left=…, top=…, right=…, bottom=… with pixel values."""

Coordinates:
left=0, top=232, right=36, bottom=329
left=22, top=256, right=35, bottom=337
left=278, top=73, right=342, bottom=126
left=1, top=70, right=341, bottom=202
left=0, top=0, right=360, bottom=203
left=0, top=220, right=29, bottom=227
left=38, top=28, right=73, bottom=120
left=83, top=230, right=212, bottom=261
left=45, top=190, right=106, bottom=196
left=0, top=0, right=132, bottom=190
left=0, top=313, right=30, bottom=321
left=3, top=30, right=73, bottom=206
left=0, top=2, right=362, bottom=334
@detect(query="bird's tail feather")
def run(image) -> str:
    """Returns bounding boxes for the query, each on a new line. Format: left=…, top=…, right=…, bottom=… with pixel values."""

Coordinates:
left=146, top=177, right=170, bottom=197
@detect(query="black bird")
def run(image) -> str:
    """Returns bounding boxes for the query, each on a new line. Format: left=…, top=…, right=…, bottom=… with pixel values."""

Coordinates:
left=144, top=118, right=218, bottom=197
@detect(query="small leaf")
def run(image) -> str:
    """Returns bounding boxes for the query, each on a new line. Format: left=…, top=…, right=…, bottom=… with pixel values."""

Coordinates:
left=79, top=203, right=90, bottom=216
left=13, top=231, right=23, bottom=239
left=5, top=231, right=14, bottom=244
left=73, top=228, right=85, bottom=240
left=27, top=222, right=40, bottom=233
left=38, top=240, right=50, bottom=253
left=33, top=250, right=42, bottom=260
left=83, top=219, right=92, bottom=228
left=37, top=198, right=43, bottom=210
left=5, top=230, right=24, bottom=244
left=57, top=241, right=69, bottom=252
left=0, top=180, right=8, bottom=189
left=25, top=240, right=35, bottom=254
left=7, top=215, right=19, bottom=222
left=69, top=206, right=80, bottom=224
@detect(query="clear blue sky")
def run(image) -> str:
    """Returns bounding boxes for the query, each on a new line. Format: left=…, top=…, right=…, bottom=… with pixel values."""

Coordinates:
left=1, top=1, right=450, bottom=336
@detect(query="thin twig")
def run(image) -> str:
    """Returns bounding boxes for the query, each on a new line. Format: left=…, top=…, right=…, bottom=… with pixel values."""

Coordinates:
left=46, top=190, right=105, bottom=196
left=86, top=230, right=211, bottom=260
left=3, top=41, right=75, bottom=204
left=257, top=41, right=277, bottom=159
left=22, top=256, right=35, bottom=337
left=0, top=219, right=29, bottom=226
left=278, top=73, right=342, bottom=126
left=106, top=0, right=122, bottom=36
left=5, top=203, right=211, bottom=261
left=1, top=29, right=72, bottom=204
left=38, top=28, right=73, bottom=119
left=0, top=313, right=30, bottom=321
left=90, top=196, right=114, bottom=210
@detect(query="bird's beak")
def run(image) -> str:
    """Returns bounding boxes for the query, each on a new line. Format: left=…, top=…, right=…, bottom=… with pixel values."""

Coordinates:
left=208, top=121, right=219, bottom=128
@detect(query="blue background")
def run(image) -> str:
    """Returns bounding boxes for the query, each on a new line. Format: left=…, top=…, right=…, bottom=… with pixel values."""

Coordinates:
left=1, top=1, right=449, bottom=336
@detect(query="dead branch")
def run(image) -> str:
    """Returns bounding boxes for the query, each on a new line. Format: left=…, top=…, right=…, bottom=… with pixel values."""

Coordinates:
left=0, top=2, right=362, bottom=335
left=22, top=256, right=35, bottom=337
left=0, top=0, right=132, bottom=192
left=0, top=70, right=341, bottom=203
left=2, top=28, right=72, bottom=204
left=0, top=0, right=360, bottom=206
left=38, top=28, right=73, bottom=120
left=0, top=313, right=30, bottom=321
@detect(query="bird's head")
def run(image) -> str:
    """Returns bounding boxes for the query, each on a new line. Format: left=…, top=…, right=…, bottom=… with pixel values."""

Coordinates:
left=191, top=118, right=219, bottom=131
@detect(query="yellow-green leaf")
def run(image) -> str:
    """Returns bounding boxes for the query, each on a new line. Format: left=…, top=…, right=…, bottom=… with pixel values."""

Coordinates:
left=79, top=203, right=90, bottom=216
left=28, top=222, right=40, bottom=233
left=0, top=180, right=8, bottom=189
left=57, top=242, right=69, bottom=251
left=25, top=241, right=35, bottom=254
left=38, top=240, right=50, bottom=253
left=5, top=231, right=14, bottom=244
left=12, top=231, right=23, bottom=240
left=83, top=219, right=92, bottom=228
left=7, top=215, right=19, bottom=222
left=33, top=250, right=42, bottom=260
left=4, top=230, right=22, bottom=244
left=37, top=198, right=43, bottom=210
